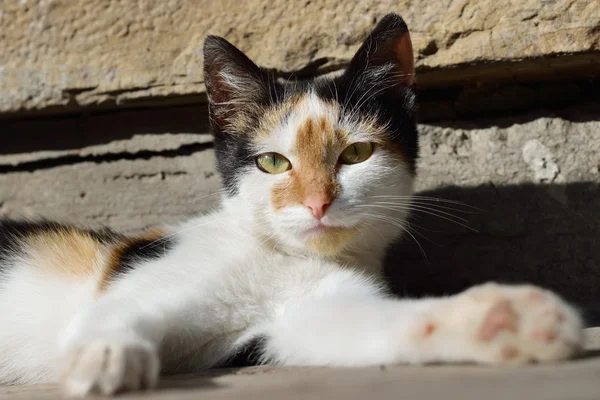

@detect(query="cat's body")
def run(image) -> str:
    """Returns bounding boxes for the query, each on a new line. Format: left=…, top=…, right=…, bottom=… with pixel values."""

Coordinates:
left=0, top=204, right=375, bottom=379
left=0, top=14, right=584, bottom=397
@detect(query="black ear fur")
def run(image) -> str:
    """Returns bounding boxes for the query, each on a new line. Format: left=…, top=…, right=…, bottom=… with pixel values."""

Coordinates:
left=345, top=14, right=415, bottom=88
left=203, top=35, right=271, bottom=130
left=325, top=13, right=418, bottom=172
left=203, top=36, right=278, bottom=194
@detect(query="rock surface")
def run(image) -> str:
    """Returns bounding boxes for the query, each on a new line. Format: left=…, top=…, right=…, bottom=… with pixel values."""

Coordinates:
left=1, top=0, right=598, bottom=116
left=3, top=355, right=600, bottom=400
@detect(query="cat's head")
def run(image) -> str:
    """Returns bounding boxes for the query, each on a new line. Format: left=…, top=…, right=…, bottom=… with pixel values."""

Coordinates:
left=204, top=14, right=418, bottom=258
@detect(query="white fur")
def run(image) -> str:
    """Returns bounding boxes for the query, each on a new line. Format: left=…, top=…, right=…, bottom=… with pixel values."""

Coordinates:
left=0, top=102, right=584, bottom=396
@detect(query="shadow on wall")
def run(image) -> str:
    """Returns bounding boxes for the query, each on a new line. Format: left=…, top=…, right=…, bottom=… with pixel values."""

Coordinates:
left=423, top=100, right=600, bottom=129
left=384, top=182, right=600, bottom=325
left=0, top=105, right=212, bottom=155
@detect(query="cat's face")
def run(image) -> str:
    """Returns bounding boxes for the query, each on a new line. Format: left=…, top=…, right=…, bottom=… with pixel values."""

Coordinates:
left=204, top=14, right=418, bottom=256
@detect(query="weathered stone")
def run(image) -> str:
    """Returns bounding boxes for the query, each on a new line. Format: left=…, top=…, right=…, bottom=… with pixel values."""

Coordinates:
left=1, top=0, right=598, bottom=116
left=0, top=106, right=219, bottom=230
left=0, top=151, right=221, bottom=232
left=3, top=356, right=600, bottom=400
left=586, top=327, right=600, bottom=350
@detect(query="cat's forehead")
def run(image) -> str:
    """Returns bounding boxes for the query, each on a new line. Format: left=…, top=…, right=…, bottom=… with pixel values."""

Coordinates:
left=255, top=92, right=382, bottom=154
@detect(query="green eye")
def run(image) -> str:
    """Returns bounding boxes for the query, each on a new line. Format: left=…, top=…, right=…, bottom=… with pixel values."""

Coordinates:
left=339, top=142, right=373, bottom=164
left=256, top=152, right=292, bottom=174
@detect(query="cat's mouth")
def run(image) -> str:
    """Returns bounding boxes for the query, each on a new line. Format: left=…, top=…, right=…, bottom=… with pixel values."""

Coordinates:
left=303, top=224, right=330, bottom=236
left=302, top=222, right=357, bottom=238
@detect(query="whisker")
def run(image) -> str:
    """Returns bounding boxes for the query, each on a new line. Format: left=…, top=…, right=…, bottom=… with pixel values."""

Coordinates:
left=369, top=195, right=482, bottom=210
left=356, top=204, right=478, bottom=232
left=362, top=212, right=427, bottom=260
left=370, top=200, right=477, bottom=215
left=182, top=189, right=228, bottom=205
left=369, top=202, right=473, bottom=220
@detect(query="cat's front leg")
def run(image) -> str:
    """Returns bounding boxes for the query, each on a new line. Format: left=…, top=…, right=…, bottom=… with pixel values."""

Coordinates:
left=259, top=281, right=584, bottom=366
left=59, top=300, right=165, bottom=397
left=416, top=282, right=584, bottom=364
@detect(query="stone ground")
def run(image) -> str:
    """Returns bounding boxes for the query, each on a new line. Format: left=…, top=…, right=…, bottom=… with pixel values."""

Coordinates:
left=1, top=328, right=599, bottom=400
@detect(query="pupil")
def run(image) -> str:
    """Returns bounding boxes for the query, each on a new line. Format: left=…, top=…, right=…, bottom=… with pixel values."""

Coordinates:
left=353, top=144, right=359, bottom=157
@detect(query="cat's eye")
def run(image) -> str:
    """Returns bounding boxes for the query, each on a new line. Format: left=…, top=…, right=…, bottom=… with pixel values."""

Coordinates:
left=256, top=152, right=292, bottom=174
left=338, top=142, right=374, bottom=165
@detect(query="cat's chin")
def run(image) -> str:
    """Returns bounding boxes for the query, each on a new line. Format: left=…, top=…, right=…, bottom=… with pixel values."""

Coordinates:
left=303, top=225, right=361, bottom=256
left=300, top=221, right=358, bottom=238
left=302, top=224, right=333, bottom=237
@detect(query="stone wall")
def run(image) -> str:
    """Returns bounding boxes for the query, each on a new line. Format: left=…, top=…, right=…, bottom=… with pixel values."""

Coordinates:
left=1, top=1, right=599, bottom=321
left=1, top=0, right=598, bottom=117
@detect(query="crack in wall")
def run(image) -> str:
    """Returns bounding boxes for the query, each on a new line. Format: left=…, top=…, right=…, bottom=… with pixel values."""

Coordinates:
left=0, top=142, right=213, bottom=174
left=111, top=171, right=189, bottom=181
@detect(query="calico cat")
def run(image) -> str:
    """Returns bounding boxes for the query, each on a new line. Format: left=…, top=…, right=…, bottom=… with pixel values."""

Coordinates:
left=0, top=14, right=583, bottom=397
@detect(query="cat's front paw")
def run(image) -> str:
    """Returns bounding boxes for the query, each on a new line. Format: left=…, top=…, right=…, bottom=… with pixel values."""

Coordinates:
left=61, top=340, right=160, bottom=397
left=419, top=283, right=584, bottom=364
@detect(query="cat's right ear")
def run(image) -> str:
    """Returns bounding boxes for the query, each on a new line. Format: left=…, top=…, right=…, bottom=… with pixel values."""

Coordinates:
left=345, top=14, right=415, bottom=89
left=203, top=35, right=270, bottom=131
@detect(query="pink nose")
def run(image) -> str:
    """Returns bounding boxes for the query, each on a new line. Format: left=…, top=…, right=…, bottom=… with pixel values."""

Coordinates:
left=303, top=194, right=331, bottom=220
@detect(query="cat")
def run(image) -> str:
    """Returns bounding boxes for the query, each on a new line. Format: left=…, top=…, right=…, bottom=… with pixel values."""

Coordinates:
left=0, top=14, right=583, bottom=397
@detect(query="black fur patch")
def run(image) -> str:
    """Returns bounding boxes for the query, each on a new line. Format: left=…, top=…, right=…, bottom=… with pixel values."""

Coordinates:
left=110, top=236, right=175, bottom=278
left=218, top=336, right=266, bottom=368
left=317, top=14, right=419, bottom=172
left=210, top=80, right=286, bottom=194
left=98, top=233, right=176, bottom=290
left=204, top=35, right=296, bottom=195
left=212, top=130, right=257, bottom=194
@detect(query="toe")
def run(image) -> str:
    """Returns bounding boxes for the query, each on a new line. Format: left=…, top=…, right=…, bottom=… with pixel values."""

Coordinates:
left=477, top=299, right=517, bottom=342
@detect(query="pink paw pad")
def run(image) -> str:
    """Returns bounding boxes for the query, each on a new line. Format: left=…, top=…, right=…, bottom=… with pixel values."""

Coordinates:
left=533, top=330, right=557, bottom=343
left=423, top=322, right=436, bottom=337
left=415, top=321, right=437, bottom=338
left=478, top=299, right=517, bottom=341
left=501, top=346, right=520, bottom=360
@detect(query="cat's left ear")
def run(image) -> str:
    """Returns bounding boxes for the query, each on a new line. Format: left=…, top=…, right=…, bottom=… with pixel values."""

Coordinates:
left=203, top=35, right=271, bottom=131
left=345, top=13, right=415, bottom=88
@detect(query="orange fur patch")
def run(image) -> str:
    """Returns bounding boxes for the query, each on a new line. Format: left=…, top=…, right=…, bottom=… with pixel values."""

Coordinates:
left=271, top=114, right=346, bottom=211
left=25, top=229, right=107, bottom=277
left=264, top=95, right=409, bottom=256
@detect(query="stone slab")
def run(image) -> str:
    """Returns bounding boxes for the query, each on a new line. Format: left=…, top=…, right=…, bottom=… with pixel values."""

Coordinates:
left=1, top=350, right=600, bottom=400
left=1, top=0, right=598, bottom=116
